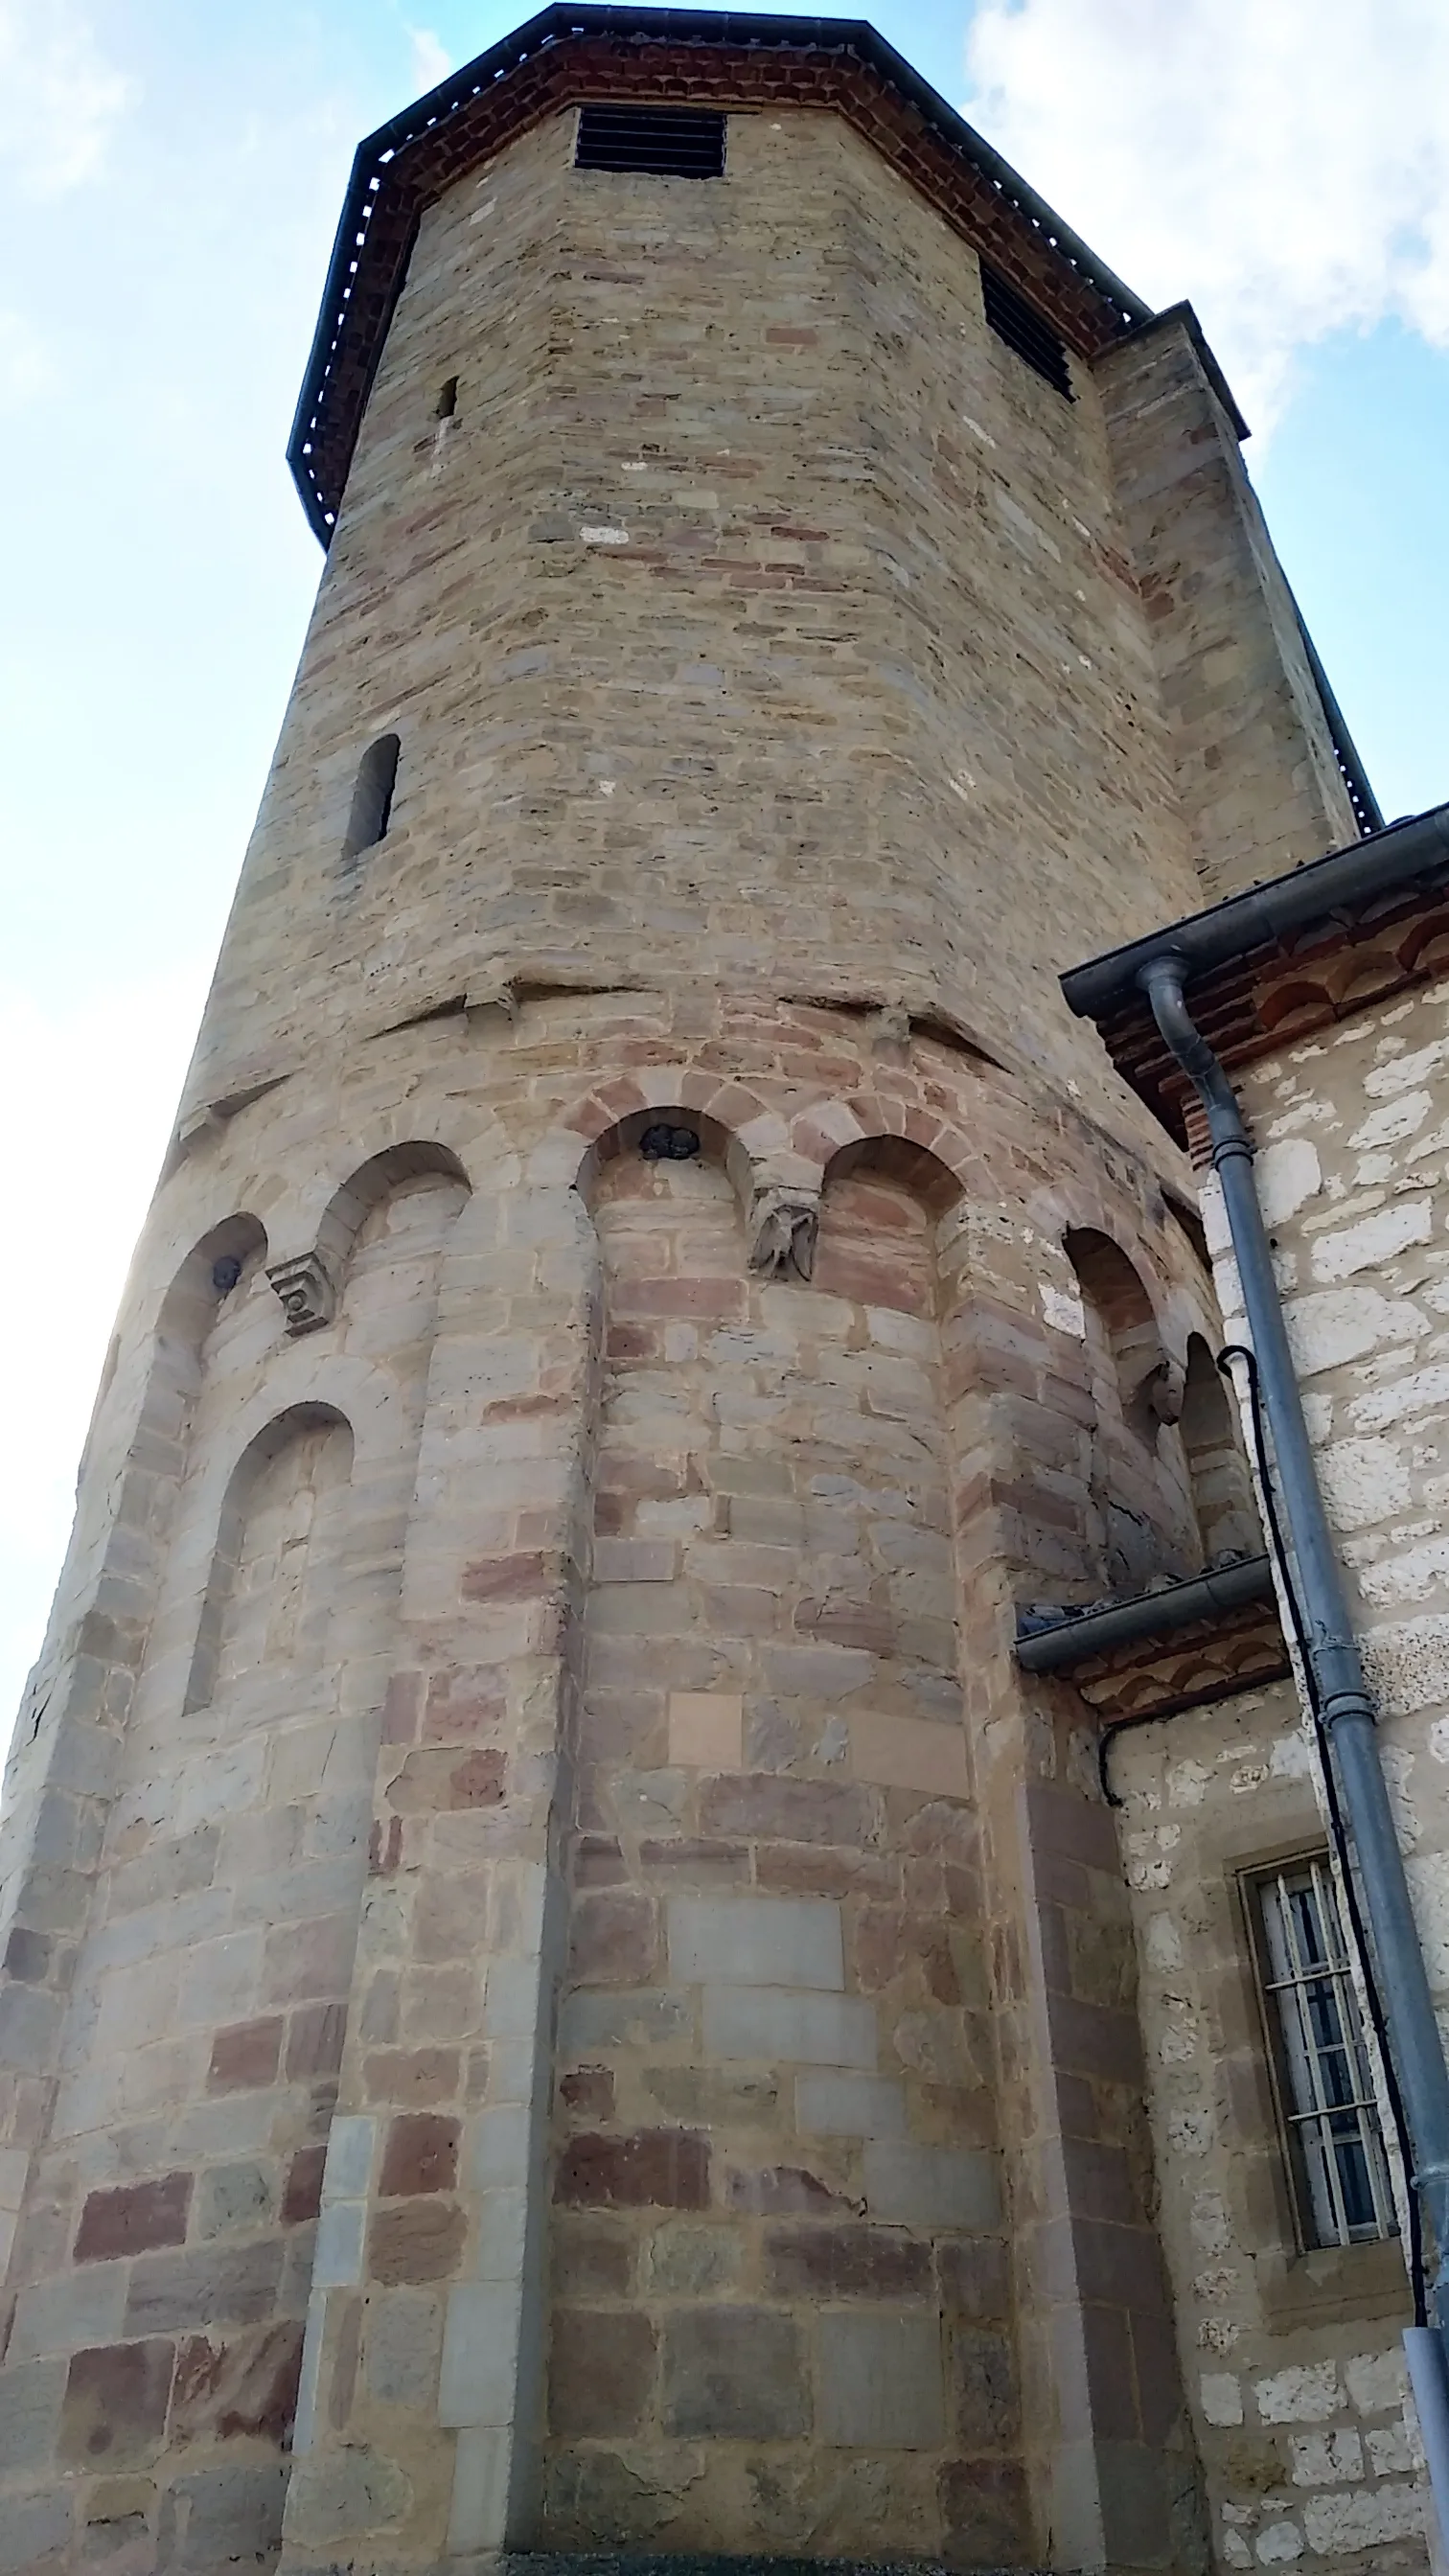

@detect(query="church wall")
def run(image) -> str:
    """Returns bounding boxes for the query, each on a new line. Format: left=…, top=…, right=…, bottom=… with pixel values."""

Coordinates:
left=0, top=1165, right=466, bottom=2569
left=0, top=63, right=1403, bottom=2576
left=540, top=1138, right=1016, bottom=2562
left=1, top=994, right=1227, bottom=2569
left=1094, top=321, right=1360, bottom=908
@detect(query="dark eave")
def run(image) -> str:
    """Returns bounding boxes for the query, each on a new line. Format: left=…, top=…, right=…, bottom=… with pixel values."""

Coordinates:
left=1062, top=797, right=1449, bottom=1144
left=288, top=3, right=1151, bottom=544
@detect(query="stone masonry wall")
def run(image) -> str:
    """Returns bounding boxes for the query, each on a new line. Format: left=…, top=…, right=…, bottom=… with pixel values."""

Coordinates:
left=0, top=80, right=1392, bottom=2576
left=0, top=1167, right=466, bottom=2570
left=542, top=1142, right=1012, bottom=2562
left=1094, top=318, right=1359, bottom=907
left=1, top=992, right=1228, bottom=2571
left=1210, top=970, right=1449, bottom=2089
left=1088, top=959, right=1449, bottom=2576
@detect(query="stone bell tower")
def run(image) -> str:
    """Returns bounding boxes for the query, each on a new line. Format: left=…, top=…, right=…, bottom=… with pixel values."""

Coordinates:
left=0, top=11, right=1378, bottom=2573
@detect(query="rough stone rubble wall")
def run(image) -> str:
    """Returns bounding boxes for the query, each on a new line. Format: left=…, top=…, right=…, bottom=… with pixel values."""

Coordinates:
left=1111, top=1682, right=1429, bottom=2572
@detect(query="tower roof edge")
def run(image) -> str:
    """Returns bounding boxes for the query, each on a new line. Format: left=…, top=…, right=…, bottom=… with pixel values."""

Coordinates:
left=287, top=1, right=1152, bottom=544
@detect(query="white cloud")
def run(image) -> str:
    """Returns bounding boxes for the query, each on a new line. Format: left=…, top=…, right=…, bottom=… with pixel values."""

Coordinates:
left=0, top=0, right=133, bottom=196
left=0, top=308, right=51, bottom=407
left=406, top=25, right=454, bottom=95
left=964, top=0, right=1449, bottom=428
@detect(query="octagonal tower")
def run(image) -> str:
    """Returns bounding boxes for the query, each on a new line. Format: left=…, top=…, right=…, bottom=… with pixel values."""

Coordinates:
left=0, top=12, right=1377, bottom=2574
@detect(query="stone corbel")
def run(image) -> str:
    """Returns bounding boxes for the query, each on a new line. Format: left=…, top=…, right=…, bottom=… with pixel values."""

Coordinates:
left=266, top=1252, right=337, bottom=1335
left=747, top=1184, right=820, bottom=1281
left=1144, top=1354, right=1186, bottom=1424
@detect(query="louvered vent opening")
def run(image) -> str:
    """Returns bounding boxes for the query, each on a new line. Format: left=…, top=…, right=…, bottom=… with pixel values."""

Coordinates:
left=981, top=265, right=1074, bottom=400
left=575, top=104, right=727, bottom=177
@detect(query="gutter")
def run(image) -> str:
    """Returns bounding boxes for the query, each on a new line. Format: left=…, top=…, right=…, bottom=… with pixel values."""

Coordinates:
left=1062, top=798, right=1449, bottom=1026
left=1133, top=952, right=1449, bottom=2507
left=1014, top=1552, right=1275, bottom=1672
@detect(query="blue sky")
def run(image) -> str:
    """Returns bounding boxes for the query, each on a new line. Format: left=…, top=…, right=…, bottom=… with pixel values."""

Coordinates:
left=2, top=0, right=1446, bottom=1718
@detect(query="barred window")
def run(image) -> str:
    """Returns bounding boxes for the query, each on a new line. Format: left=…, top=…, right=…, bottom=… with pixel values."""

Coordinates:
left=980, top=264, right=1073, bottom=400
left=575, top=105, right=726, bottom=178
left=1250, top=1855, right=1397, bottom=2250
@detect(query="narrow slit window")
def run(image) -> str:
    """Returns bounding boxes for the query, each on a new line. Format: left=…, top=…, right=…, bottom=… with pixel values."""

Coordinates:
left=343, top=732, right=400, bottom=862
left=980, top=264, right=1074, bottom=400
left=1249, top=1855, right=1398, bottom=2250
left=436, top=375, right=458, bottom=419
left=575, top=104, right=726, bottom=178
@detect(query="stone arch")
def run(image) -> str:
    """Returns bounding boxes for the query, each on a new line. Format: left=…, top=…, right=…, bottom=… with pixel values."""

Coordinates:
left=816, top=1133, right=964, bottom=1315
left=184, top=1401, right=354, bottom=1714
left=263, top=1141, right=472, bottom=1335
left=1181, top=1332, right=1261, bottom=1563
left=133, top=1346, right=410, bottom=1734
left=569, top=1086, right=831, bottom=1285
left=313, top=1140, right=471, bottom=1286
left=1064, top=1226, right=1197, bottom=1591
left=786, top=1088, right=979, bottom=1202
left=68, top=1212, right=268, bottom=1509
left=0, top=1209, right=273, bottom=2111
left=1065, top=1228, right=1171, bottom=1438
left=564, top=1064, right=785, bottom=1166
left=573, top=1104, right=753, bottom=1228
left=267, top=1106, right=490, bottom=1270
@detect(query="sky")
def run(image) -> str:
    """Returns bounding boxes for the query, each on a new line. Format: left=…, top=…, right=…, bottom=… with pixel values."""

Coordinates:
left=1, top=0, right=1447, bottom=1722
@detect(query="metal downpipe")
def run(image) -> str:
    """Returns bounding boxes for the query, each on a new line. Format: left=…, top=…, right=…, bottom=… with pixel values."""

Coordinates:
left=1138, top=955, right=1449, bottom=2397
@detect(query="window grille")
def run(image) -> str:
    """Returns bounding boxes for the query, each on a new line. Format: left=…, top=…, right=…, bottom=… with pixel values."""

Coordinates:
left=575, top=105, right=727, bottom=179
left=1251, top=1855, right=1397, bottom=2249
left=980, top=264, right=1073, bottom=400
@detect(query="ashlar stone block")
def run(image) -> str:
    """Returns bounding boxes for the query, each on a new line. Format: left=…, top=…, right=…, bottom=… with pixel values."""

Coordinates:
left=11, top=2262, right=128, bottom=2360
left=817, top=2309, right=946, bottom=2447
left=862, top=2138, right=1001, bottom=2228
left=668, top=1892, right=844, bottom=1990
left=0, top=2356, right=65, bottom=2476
left=439, top=2280, right=523, bottom=2427
left=795, top=2071, right=908, bottom=2136
left=668, top=1690, right=745, bottom=1768
left=703, top=1983, right=877, bottom=2067
left=661, top=2305, right=809, bottom=2439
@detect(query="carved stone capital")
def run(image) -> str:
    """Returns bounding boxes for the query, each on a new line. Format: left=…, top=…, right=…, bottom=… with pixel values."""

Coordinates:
left=747, top=1186, right=820, bottom=1281
left=266, top=1252, right=336, bottom=1335
left=1145, top=1355, right=1186, bottom=1424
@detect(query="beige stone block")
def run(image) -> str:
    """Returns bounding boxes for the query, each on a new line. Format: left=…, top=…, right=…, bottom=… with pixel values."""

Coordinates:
left=849, top=1712, right=968, bottom=1797
left=668, top=1691, right=744, bottom=1769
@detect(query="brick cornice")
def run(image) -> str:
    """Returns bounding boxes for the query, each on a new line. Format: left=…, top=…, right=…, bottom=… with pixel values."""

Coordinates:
left=288, top=4, right=1149, bottom=544
left=1096, top=881, right=1449, bottom=1152
left=1067, top=1598, right=1290, bottom=1726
